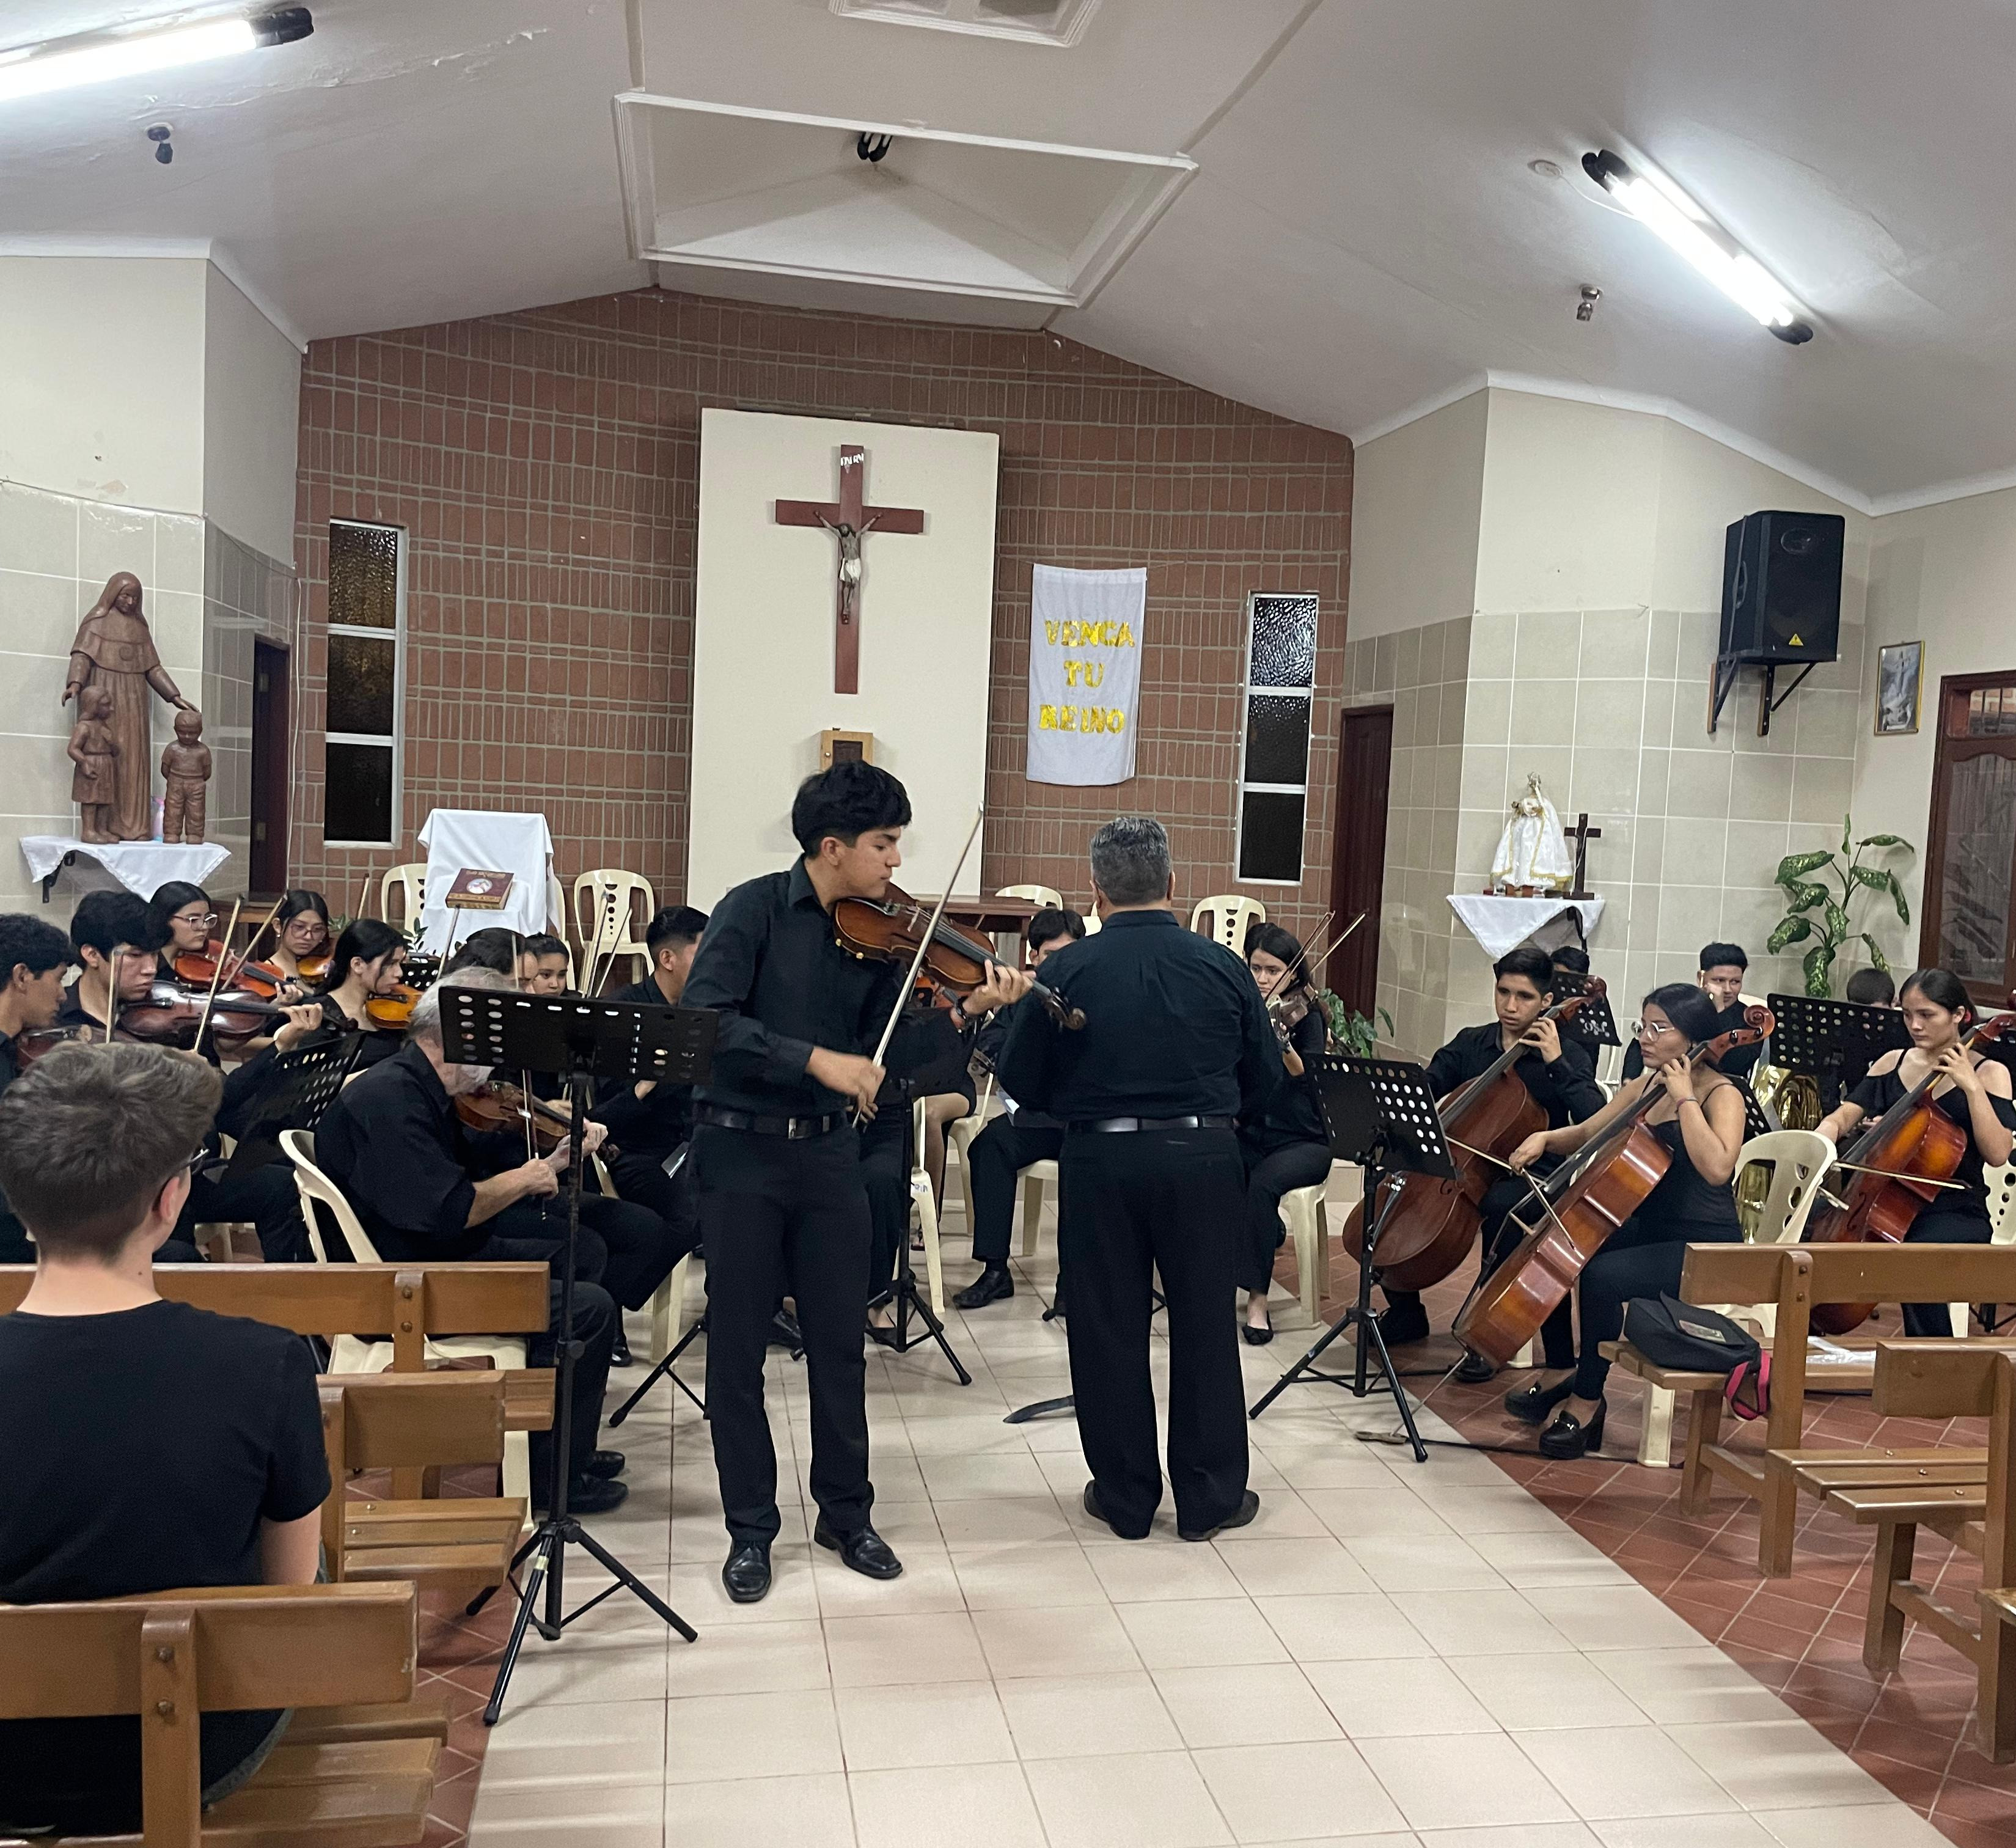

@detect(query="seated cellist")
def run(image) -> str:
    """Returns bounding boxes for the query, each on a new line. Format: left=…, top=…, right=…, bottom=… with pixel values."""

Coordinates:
left=1377, top=947, right=1605, bottom=1375
left=1813, top=967, right=2014, bottom=1337
left=1499, top=983, right=1747, bottom=1459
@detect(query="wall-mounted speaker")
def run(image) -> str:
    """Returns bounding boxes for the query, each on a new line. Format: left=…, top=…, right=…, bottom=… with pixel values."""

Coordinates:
left=1718, top=510, right=1844, bottom=663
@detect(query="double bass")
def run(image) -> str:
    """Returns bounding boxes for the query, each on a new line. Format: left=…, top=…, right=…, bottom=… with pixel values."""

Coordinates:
left=1455, top=1005, right=1773, bottom=1367
left=1356, top=981, right=1608, bottom=1294
left=1803, top=1007, right=2016, bottom=1336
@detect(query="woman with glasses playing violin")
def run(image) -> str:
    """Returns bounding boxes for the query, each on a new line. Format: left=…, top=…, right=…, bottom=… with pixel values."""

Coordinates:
left=147, top=882, right=222, bottom=981
left=1500, top=984, right=1747, bottom=1459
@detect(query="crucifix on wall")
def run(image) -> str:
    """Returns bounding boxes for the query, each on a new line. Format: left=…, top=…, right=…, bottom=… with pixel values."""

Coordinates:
left=1567, top=812, right=1602, bottom=900
left=775, top=444, right=926, bottom=694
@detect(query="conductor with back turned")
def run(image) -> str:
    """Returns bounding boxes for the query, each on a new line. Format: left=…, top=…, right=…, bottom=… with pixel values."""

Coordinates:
left=997, top=816, right=1283, bottom=1542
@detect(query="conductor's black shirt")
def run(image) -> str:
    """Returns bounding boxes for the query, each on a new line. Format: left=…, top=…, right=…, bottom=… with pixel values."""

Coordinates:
left=1427, top=1022, right=1606, bottom=1129
left=995, top=909, right=1282, bottom=1124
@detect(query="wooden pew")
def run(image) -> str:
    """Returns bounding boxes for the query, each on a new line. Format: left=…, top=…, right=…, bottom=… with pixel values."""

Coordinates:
left=1827, top=1341, right=2016, bottom=1762
left=0, top=1583, right=436, bottom=1848
left=1602, top=1241, right=2016, bottom=1575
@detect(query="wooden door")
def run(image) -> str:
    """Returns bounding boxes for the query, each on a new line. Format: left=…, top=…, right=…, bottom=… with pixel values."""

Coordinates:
left=250, top=640, right=291, bottom=893
left=1328, top=705, right=1393, bottom=1016
left=1921, top=669, right=2016, bottom=1007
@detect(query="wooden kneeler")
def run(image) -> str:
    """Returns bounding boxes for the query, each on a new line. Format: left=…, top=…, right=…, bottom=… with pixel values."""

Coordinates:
left=0, top=1582, right=435, bottom=1848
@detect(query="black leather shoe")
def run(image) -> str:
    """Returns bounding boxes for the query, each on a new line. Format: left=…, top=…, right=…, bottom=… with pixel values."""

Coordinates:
left=1455, top=1350, right=1497, bottom=1385
left=1376, top=1301, right=1431, bottom=1346
left=540, top=1474, right=628, bottom=1517
left=1503, top=1376, right=1575, bottom=1426
left=953, top=1264, right=1015, bottom=1310
left=1043, top=1287, right=1066, bottom=1322
left=722, top=1541, right=773, bottom=1604
left=1179, top=1489, right=1261, bottom=1543
left=865, top=1320, right=901, bottom=1348
left=1537, top=1399, right=1607, bottom=1461
left=813, top=1518, right=904, bottom=1580
left=581, top=1449, right=625, bottom=1480
left=1242, top=1316, right=1275, bottom=1346
left=768, top=1311, right=802, bottom=1350
left=609, top=1328, right=632, bottom=1368
left=1081, top=1481, right=1149, bottom=1541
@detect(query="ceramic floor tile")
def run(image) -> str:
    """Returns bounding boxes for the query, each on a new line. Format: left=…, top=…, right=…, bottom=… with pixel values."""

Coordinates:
left=1114, top=1597, right=1293, bottom=1670
left=1355, top=1733, right=1578, bottom=1831
left=1408, top=1485, right=1578, bottom=1535
left=663, top=1771, right=856, bottom=1848
left=489, top=1635, right=669, bottom=1709
left=847, top=1761, right=1048, bottom=1848
left=1303, top=1656, right=1498, bottom=1738
left=824, top=1611, right=989, bottom=1687
left=466, top=1778, right=665, bottom=1847
left=1520, top=1587, right=1708, bottom=1654
left=1298, top=1489, right=1460, bottom=1540
left=1665, top=1720, right=1898, bottom=1809
left=972, top=1602, right=1145, bottom=1678
left=1752, top=1803, right=1956, bottom=1846
left=1453, top=1653, right=1651, bottom=1731
left=1514, top=1725, right=1740, bottom=1821
left=1248, top=1445, right=1402, bottom=1491
left=1589, top=1819, right=1780, bottom=1848
left=1090, top=1540, right=1247, bottom=1602
left=936, top=1495, right=1078, bottom=1547
left=809, top=1540, right=967, bottom=1615
left=1344, top=1536, right=1508, bottom=1596
left=994, top=1670, right=1185, bottom=1759
left=663, top=1618, right=830, bottom=1698
left=1466, top=1529, right=1635, bottom=1590
left=662, top=1688, right=841, bottom=1784
left=951, top=1542, right=1109, bottom=1609
left=1216, top=1537, right=1377, bottom=1597
left=1387, top=1589, right=1577, bottom=1658
left=1024, top=1748, right=1234, bottom=1848
left=1589, top=1649, right=1795, bottom=1726
left=1253, top=1592, right=1437, bottom=1663
left=665, top=1544, right=822, bottom=1626
left=834, top=1678, right=1016, bottom=1770
left=1193, top=1739, right=1409, bottom=1844
left=919, top=1451, right=1056, bottom=1499
left=1153, top=1662, right=1343, bottom=1747
left=478, top=1696, right=665, bottom=1791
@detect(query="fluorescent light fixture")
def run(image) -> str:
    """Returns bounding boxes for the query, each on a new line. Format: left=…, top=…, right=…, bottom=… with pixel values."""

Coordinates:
left=1583, top=148, right=1813, bottom=345
left=0, top=7, right=313, bottom=106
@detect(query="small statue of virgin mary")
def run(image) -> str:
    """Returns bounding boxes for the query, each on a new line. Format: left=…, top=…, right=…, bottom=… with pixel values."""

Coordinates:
left=1490, top=774, right=1574, bottom=895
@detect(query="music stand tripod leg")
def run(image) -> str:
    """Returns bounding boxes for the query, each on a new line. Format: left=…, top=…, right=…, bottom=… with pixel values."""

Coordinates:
left=874, top=1092, right=973, bottom=1387
left=608, top=1308, right=708, bottom=1426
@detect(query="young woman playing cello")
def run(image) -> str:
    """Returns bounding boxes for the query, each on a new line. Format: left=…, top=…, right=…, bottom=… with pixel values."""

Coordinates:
left=1502, top=984, right=1747, bottom=1459
left=1813, top=967, right=2014, bottom=1336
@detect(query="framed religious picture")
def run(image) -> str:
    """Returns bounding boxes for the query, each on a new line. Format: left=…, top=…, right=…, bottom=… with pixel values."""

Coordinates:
left=1876, top=641, right=1924, bottom=735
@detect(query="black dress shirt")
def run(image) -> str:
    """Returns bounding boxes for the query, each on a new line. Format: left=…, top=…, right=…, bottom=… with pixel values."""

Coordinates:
left=1426, top=1022, right=1606, bottom=1129
left=681, top=862, right=926, bottom=1118
left=995, top=909, right=1283, bottom=1124
left=977, top=1002, right=1060, bottom=1130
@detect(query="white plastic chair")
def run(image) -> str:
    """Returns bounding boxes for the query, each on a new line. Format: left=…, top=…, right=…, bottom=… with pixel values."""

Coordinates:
left=1191, top=895, right=1266, bottom=952
left=1948, top=1162, right=2016, bottom=1338
left=279, top=1129, right=531, bottom=1507
left=907, top=1098, right=947, bottom=1317
left=1634, top=1128, right=1833, bottom=1468
left=381, top=863, right=427, bottom=937
left=1278, top=1172, right=1335, bottom=1327
left=944, top=1074, right=998, bottom=1221
left=1015, top=1158, right=1058, bottom=1260
left=594, top=1149, right=692, bottom=1363
left=573, top=870, right=656, bottom=991
left=996, top=884, right=1063, bottom=910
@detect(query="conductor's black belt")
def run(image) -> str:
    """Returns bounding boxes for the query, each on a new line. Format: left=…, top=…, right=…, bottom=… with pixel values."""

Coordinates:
left=694, top=1104, right=846, bottom=1138
left=1066, top=1115, right=1235, bottom=1135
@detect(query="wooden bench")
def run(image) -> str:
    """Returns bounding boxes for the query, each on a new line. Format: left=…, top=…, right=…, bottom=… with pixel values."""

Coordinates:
left=322, top=1373, right=524, bottom=1599
left=1827, top=1341, right=2016, bottom=1761
left=1600, top=1241, right=2016, bottom=1575
left=0, top=1582, right=437, bottom=1848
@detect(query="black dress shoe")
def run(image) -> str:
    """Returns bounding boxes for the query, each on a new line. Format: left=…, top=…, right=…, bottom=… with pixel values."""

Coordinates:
left=813, top=1518, right=903, bottom=1580
left=1503, top=1376, right=1574, bottom=1426
left=722, top=1541, right=773, bottom=1604
left=865, top=1320, right=901, bottom=1348
left=1455, top=1350, right=1497, bottom=1385
left=1179, top=1489, right=1261, bottom=1543
left=538, top=1474, right=628, bottom=1517
left=1242, top=1317, right=1275, bottom=1346
left=953, top=1264, right=1015, bottom=1310
left=1043, top=1287, right=1066, bottom=1322
left=1537, top=1399, right=1607, bottom=1461
left=1376, top=1301, right=1431, bottom=1346
left=768, top=1311, right=802, bottom=1350
left=609, top=1328, right=632, bottom=1368
left=1081, top=1481, right=1149, bottom=1541
left=581, top=1449, right=626, bottom=1480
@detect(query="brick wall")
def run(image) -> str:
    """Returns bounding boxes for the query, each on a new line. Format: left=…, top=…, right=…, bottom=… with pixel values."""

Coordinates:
left=292, top=288, right=1352, bottom=936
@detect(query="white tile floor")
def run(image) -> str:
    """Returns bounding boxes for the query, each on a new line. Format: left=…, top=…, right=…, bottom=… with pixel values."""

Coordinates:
left=468, top=1189, right=1951, bottom=1848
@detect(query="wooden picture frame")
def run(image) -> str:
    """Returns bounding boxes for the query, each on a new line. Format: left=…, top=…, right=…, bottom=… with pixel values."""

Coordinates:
left=1875, top=640, right=1923, bottom=735
left=819, top=729, right=874, bottom=771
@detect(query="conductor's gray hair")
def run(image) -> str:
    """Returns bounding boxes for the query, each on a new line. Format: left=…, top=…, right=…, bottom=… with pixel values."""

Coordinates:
left=1089, top=816, right=1172, bottom=907
left=407, top=966, right=513, bottom=1042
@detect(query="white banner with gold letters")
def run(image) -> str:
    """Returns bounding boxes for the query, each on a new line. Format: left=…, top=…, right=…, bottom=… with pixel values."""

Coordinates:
left=1026, top=564, right=1145, bottom=786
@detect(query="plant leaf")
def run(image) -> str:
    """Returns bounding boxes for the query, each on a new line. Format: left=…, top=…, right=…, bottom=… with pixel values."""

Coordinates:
left=1776, top=849, right=1835, bottom=886
left=1803, top=942, right=1834, bottom=997
left=1859, top=933, right=1891, bottom=975
left=1857, top=834, right=1907, bottom=848
left=1824, top=900, right=1852, bottom=941
left=1842, top=815, right=1852, bottom=854
left=1769, top=915, right=1813, bottom=953
left=1887, top=870, right=1912, bottom=925
left=1789, top=881, right=1830, bottom=913
left=1848, top=864, right=1890, bottom=894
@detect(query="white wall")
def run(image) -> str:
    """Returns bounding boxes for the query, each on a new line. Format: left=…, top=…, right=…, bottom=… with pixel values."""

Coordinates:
left=687, top=408, right=1000, bottom=906
left=1346, top=389, right=1486, bottom=639
left=202, top=265, right=303, bottom=565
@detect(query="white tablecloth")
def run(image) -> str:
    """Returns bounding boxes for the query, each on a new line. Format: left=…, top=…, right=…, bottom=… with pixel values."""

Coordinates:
left=1446, top=893, right=1605, bottom=960
left=20, top=836, right=231, bottom=900
left=415, top=809, right=554, bottom=955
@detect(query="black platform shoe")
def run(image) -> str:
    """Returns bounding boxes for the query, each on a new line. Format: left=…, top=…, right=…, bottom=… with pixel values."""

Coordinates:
left=1537, top=1399, right=1607, bottom=1460
left=1503, top=1376, right=1574, bottom=1426
left=1376, top=1300, right=1431, bottom=1346
left=1455, top=1350, right=1497, bottom=1385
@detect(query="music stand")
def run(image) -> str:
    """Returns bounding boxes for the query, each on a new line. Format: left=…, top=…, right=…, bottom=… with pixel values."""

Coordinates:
left=443, top=989, right=716, bottom=1725
left=1765, top=992, right=1911, bottom=1104
left=220, top=1032, right=364, bottom=1182
left=867, top=1079, right=973, bottom=1386
left=1557, top=981, right=1621, bottom=1050
left=606, top=1148, right=709, bottom=1423
left=1247, top=1055, right=1459, bottom=1461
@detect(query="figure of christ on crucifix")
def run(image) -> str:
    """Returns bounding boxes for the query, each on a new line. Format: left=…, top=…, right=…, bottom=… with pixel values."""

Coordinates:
left=775, top=444, right=926, bottom=694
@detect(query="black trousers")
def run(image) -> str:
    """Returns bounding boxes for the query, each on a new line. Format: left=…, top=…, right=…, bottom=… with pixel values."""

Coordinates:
left=178, top=1163, right=309, bottom=1264
left=605, top=1148, right=700, bottom=1275
left=967, top=1118, right=1065, bottom=1265
left=1901, top=1204, right=1993, bottom=1338
left=485, top=1190, right=673, bottom=1314
left=1060, top=1128, right=1248, bottom=1536
left=1237, top=1138, right=1334, bottom=1294
left=695, top=1124, right=874, bottom=1547
left=1542, top=1214, right=1742, bottom=1399
left=1380, top=1175, right=1537, bottom=1320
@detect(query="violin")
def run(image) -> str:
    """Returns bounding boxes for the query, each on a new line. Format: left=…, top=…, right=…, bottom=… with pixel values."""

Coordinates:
left=831, top=884, right=1086, bottom=1031
left=363, top=983, right=423, bottom=1028
left=293, top=951, right=333, bottom=984
left=172, top=947, right=299, bottom=999
left=121, top=981, right=342, bottom=1053
left=1360, top=982, right=1608, bottom=1295
left=1454, top=1005, right=1773, bottom=1367
left=1803, top=1007, right=2016, bottom=1335
left=454, top=1080, right=612, bottom=1159
left=13, top=1023, right=98, bottom=1067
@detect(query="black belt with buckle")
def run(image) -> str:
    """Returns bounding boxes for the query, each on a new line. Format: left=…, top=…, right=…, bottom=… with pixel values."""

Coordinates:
left=1066, top=1115, right=1236, bottom=1135
left=694, top=1104, right=847, bottom=1139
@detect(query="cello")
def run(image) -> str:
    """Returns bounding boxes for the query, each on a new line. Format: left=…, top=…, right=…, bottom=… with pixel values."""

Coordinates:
left=1455, top=1005, right=1773, bottom=1367
left=1357, top=981, right=1608, bottom=1294
left=1803, top=1007, right=2016, bottom=1336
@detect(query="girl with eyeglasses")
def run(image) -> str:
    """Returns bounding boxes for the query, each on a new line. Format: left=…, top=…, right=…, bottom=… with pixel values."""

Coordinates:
left=146, top=881, right=220, bottom=980
left=1497, top=984, right=1748, bottom=1458
left=266, top=891, right=332, bottom=986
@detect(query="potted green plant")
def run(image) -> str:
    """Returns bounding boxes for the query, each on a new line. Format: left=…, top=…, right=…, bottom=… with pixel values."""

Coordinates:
left=1319, top=989, right=1393, bottom=1055
left=1767, top=816, right=1914, bottom=997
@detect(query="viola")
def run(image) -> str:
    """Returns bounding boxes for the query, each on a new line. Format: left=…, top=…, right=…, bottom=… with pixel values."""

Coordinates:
left=1803, top=1007, right=2016, bottom=1336
left=454, top=1080, right=610, bottom=1158
left=364, top=983, right=422, bottom=1028
left=1454, top=1005, right=1773, bottom=1367
left=831, top=884, right=1086, bottom=1032
left=1360, top=983, right=1607, bottom=1294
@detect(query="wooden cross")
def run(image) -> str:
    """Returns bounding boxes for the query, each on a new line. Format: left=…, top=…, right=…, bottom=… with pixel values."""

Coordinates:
left=775, top=444, right=925, bottom=695
left=1567, top=812, right=1602, bottom=900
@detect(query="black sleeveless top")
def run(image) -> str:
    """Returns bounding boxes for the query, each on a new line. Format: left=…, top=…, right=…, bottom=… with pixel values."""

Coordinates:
left=1846, top=1065, right=2015, bottom=1222
left=1635, top=1100, right=1742, bottom=1230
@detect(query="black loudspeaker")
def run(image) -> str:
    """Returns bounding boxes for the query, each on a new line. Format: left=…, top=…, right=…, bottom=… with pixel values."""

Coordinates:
left=1718, top=510, right=1844, bottom=662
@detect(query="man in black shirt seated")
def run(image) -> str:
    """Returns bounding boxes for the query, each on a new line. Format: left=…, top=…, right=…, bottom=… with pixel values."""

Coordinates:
left=0, top=1042, right=330, bottom=1839
left=1619, top=941, right=1763, bottom=1083
left=951, top=906, right=1085, bottom=1311
left=1376, top=945, right=1606, bottom=1377
left=596, top=904, right=708, bottom=1233
left=0, top=914, right=75, bottom=1264
left=315, top=968, right=643, bottom=1514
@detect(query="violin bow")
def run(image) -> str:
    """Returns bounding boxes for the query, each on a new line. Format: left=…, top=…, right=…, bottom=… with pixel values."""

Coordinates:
left=868, top=805, right=986, bottom=1076
left=1258, top=909, right=1332, bottom=1008
left=236, top=895, right=286, bottom=971
left=193, top=898, right=243, bottom=1057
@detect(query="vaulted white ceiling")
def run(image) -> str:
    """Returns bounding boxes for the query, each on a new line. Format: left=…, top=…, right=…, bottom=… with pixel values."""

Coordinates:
left=4, top=0, right=2014, bottom=512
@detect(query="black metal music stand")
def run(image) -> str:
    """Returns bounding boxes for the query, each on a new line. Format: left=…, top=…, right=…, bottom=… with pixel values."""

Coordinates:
left=869, top=1080, right=972, bottom=1386
left=1556, top=980, right=1621, bottom=1050
left=444, top=990, right=716, bottom=1724
left=221, top=1032, right=363, bottom=1182
left=1247, top=1055, right=1459, bottom=1461
left=1765, top=991, right=1912, bottom=1106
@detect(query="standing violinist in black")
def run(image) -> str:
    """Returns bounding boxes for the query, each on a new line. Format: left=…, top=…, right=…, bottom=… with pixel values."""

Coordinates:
left=1376, top=946, right=1605, bottom=1380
